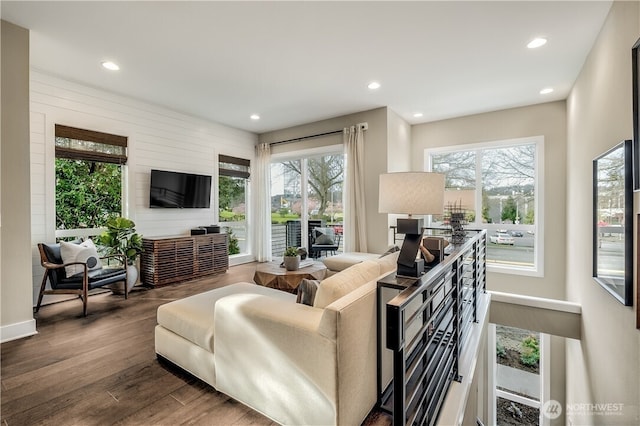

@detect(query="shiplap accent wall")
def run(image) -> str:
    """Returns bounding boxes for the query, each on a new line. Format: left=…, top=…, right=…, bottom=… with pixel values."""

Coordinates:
left=30, top=71, right=257, bottom=305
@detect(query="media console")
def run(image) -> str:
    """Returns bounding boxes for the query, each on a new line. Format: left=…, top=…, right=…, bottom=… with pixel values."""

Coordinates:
left=141, top=233, right=228, bottom=287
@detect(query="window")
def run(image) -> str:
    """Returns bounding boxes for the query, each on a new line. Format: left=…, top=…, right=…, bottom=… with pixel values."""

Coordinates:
left=490, top=325, right=550, bottom=426
left=218, top=155, right=250, bottom=256
left=427, top=136, right=543, bottom=275
left=270, top=151, right=344, bottom=257
left=54, top=125, right=127, bottom=234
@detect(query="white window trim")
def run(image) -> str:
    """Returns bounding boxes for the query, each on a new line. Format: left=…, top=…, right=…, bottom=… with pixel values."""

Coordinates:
left=424, top=136, right=544, bottom=277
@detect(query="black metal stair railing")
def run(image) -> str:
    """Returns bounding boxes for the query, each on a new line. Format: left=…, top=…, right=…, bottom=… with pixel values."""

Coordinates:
left=382, top=230, right=486, bottom=426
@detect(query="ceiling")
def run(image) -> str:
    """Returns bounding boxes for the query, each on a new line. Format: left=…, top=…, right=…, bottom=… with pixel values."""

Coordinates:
left=2, top=1, right=612, bottom=134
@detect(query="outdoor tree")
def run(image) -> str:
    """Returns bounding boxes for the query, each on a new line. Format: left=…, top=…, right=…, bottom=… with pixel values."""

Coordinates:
left=501, top=196, right=518, bottom=223
left=55, top=158, right=122, bottom=229
left=219, top=176, right=246, bottom=221
left=282, top=155, right=344, bottom=217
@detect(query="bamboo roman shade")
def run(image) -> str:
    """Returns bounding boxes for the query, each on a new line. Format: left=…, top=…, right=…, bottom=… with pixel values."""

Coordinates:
left=54, top=124, right=128, bottom=164
left=219, top=154, right=250, bottom=179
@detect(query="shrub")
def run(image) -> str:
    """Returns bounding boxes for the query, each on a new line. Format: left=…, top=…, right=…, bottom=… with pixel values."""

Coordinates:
left=496, top=343, right=506, bottom=358
left=226, top=227, right=240, bottom=255
left=520, top=335, right=540, bottom=366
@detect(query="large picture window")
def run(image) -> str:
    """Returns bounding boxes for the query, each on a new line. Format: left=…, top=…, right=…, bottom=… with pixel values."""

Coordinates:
left=427, top=136, right=543, bottom=275
left=54, top=125, right=127, bottom=235
left=218, top=155, right=250, bottom=256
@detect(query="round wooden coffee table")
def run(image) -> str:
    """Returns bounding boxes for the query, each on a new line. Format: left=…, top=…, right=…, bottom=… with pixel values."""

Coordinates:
left=253, top=260, right=327, bottom=293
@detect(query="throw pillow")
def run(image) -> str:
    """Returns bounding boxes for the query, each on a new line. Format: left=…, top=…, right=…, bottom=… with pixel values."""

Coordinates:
left=379, top=245, right=400, bottom=258
left=60, top=239, right=103, bottom=277
left=296, top=278, right=320, bottom=306
left=314, top=228, right=335, bottom=245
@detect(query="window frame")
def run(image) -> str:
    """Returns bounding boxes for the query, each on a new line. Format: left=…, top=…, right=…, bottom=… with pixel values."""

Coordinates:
left=54, top=125, right=128, bottom=238
left=425, top=135, right=545, bottom=277
left=270, top=144, right=344, bottom=255
left=218, top=154, right=251, bottom=257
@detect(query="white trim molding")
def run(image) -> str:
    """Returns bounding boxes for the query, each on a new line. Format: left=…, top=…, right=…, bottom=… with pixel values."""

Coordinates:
left=1, top=319, right=37, bottom=343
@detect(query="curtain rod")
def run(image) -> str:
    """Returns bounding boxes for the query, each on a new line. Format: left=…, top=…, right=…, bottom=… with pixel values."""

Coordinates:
left=268, top=122, right=368, bottom=146
left=268, top=129, right=342, bottom=147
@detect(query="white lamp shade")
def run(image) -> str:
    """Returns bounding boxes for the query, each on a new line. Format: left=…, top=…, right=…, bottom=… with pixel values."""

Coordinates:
left=444, top=189, right=476, bottom=210
left=378, top=172, right=445, bottom=215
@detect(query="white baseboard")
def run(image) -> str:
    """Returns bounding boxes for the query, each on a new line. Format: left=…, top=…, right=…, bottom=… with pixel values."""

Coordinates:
left=1, top=318, right=37, bottom=343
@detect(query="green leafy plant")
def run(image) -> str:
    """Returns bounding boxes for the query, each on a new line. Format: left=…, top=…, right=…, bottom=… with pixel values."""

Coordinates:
left=496, top=343, right=506, bottom=358
left=520, top=335, right=540, bottom=367
left=226, top=227, right=240, bottom=255
left=284, top=246, right=299, bottom=257
left=97, top=217, right=143, bottom=265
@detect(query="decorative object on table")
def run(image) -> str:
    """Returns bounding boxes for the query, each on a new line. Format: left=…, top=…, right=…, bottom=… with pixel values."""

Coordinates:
left=97, top=216, right=143, bottom=292
left=378, top=172, right=445, bottom=277
left=443, top=189, right=475, bottom=244
left=297, top=247, right=308, bottom=260
left=283, top=246, right=301, bottom=271
left=592, top=140, right=633, bottom=306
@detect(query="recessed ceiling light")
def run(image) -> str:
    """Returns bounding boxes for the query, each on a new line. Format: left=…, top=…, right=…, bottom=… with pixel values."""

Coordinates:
left=527, top=38, right=547, bottom=49
left=101, top=61, right=120, bottom=71
left=413, top=112, right=424, bottom=118
left=367, top=81, right=381, bottom=90
left=250, top=114, right=260, bottom=120
left=540, top=87, right=554, bottom=95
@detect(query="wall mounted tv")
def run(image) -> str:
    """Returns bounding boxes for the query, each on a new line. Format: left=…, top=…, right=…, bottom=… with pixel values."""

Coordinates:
left=149, top=169, right=212, bottom=208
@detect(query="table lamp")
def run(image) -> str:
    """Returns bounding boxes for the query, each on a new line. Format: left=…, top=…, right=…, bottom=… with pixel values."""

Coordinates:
left=379, top=172, right=445, bottom=277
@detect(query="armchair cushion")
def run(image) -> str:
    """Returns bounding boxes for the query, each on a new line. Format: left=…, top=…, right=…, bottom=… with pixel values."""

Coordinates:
left=57, top=267, right=127, bottom=290
left=60, top=239, right=103, bottom=276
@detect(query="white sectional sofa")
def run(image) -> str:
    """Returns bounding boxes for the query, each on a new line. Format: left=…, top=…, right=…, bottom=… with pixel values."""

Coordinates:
left=155, top=251, right=399, bottom=426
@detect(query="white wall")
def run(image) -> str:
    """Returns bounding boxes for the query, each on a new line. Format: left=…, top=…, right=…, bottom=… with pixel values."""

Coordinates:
left=566, top=1, right=640, bottom=424
left=30, top=71, right=257, bottom=306
left=1, top=21, right=36, bottom=342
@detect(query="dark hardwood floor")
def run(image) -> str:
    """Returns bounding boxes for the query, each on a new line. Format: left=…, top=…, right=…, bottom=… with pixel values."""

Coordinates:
left=1, top=263, right=392, bottom=426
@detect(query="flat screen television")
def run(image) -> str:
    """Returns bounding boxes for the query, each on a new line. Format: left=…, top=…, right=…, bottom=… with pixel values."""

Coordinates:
left=149, top=169, right=212, bottom=208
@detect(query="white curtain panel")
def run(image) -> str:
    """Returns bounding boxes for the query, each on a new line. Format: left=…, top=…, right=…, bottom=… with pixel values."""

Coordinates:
left=343, top=125, right=368, bottom=252
left=254, top=142, right=272, bottom=262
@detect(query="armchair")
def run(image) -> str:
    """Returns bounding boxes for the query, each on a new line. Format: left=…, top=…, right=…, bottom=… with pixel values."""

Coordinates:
left=36, top=242, right=128, bottom=316
left=310, top=227, right=341, bottom=258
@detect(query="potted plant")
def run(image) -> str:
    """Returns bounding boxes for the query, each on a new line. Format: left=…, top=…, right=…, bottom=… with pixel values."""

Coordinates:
left=97, top=217, right=144, bottom=291
left=283, top=246, right=300, bottom=271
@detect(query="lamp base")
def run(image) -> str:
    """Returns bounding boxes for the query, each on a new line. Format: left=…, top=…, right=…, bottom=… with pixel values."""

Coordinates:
left=397, top=258, right=425, bottom=278
left=397, top=218, right=423, bottom=234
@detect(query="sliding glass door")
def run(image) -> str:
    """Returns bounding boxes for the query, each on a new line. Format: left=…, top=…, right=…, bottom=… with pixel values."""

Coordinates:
left=270, top=151, right=344, bottom=257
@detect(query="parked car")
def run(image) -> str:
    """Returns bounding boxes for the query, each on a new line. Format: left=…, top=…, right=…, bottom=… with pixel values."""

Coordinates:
left=490, top=232, right=515, bottom=245
left=509, top=230, right=523, bottom=237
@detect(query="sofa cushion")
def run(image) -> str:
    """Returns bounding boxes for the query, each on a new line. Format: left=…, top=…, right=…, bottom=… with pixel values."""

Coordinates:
left=379, top=245, right=400, bottom=258
left=157, top=282, right=294, bottom=352
left=296, top=278, right=320, bottom=306
left=322, top=252, right=380, bottom=272
left=375, top=250, right=400, bottom=276
left=313, top=260, right=381, bottom=309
